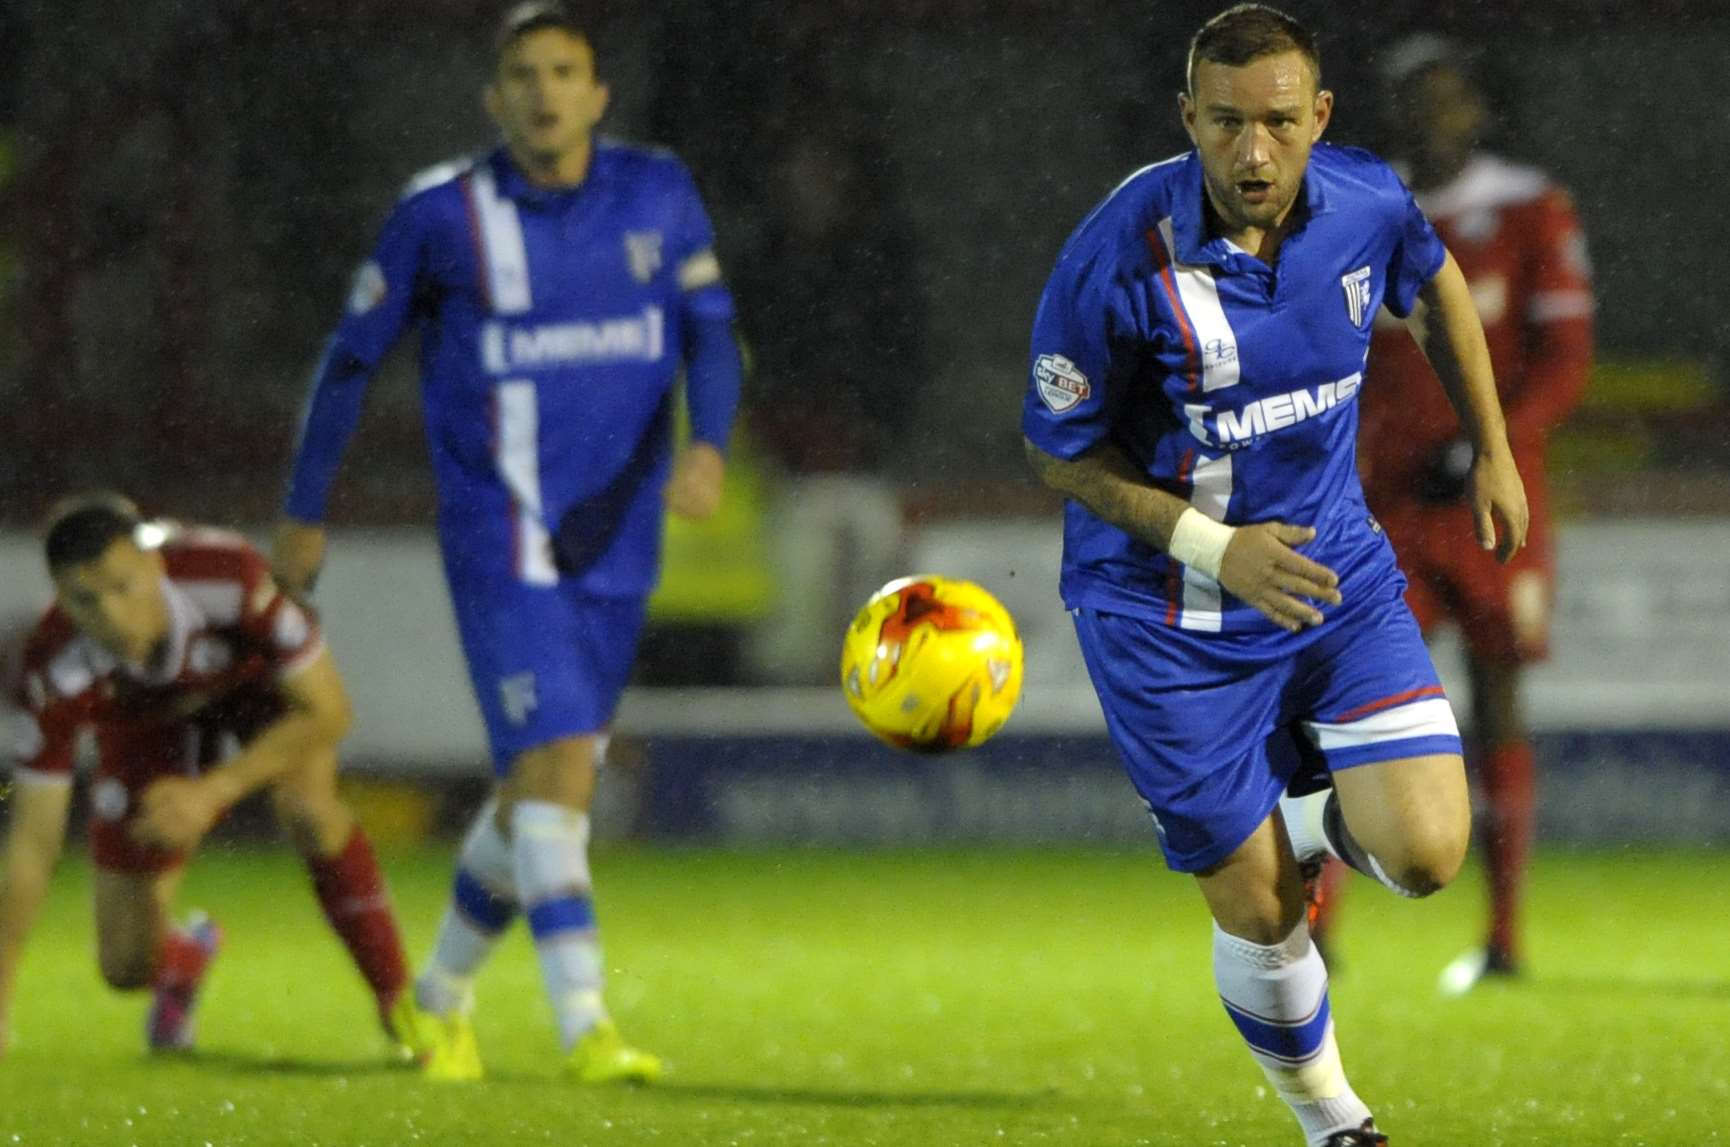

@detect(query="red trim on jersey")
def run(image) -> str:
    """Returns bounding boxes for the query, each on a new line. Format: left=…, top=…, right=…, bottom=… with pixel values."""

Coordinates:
left=1147, top=229, right=1201, bottom=392
left=1330, top=684, right=1447, bottom=725
left=1163, top=447, right=1198, bottom=626
left=460, top=174, right=494, bottom=312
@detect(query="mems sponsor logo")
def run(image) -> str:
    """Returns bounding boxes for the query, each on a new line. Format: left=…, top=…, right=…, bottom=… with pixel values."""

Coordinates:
left=1188, top=372, right=1361, bottom=447
left=482, top=306, right=666, bottom=373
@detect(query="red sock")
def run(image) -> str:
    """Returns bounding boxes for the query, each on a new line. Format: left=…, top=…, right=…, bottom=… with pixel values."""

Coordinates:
left=152, top=926, right=207, bottom=992
left=305, top=828, right=410, bottom=1014
left=1478, top=741, right=1537, bottom=963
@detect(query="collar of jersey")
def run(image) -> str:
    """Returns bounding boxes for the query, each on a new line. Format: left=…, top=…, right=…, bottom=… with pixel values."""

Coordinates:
left=1170, top=149, right=1333, bottom=272
left=488, top=141, right=612, bottom=206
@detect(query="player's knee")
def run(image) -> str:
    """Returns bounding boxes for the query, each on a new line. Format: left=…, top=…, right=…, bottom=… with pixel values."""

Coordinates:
left=1204, top=881, right=1306, bottom=943
left=98, top=947, right=154, bottom=991
left=509, top=737, right=598, bottom=810
left=1386, top=821, right=1468, bottom=897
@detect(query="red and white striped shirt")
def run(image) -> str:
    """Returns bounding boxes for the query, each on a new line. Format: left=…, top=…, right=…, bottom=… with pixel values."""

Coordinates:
left=3, top=527, right=323, bottom=781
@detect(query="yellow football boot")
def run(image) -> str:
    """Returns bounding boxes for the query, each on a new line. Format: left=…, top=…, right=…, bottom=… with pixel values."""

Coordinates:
left=385, top=992, right=436, bottom=1064
left=566, top=1018, right=663, bottom=1085
left=418, top=1009, right=484, bottom=1083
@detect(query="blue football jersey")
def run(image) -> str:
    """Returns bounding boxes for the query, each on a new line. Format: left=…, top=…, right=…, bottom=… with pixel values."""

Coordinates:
left=286, top=140, right=737, bottom=597
left=1023, top=143, right=1447, bottom=636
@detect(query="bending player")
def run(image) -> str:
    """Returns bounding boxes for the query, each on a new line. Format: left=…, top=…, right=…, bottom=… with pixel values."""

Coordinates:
left=272, top=2, right=742, bottom=1083
left=1311, top=34, right=1594, bottom=993
left=1023, top=6, right=1527, bottom=1143
left=0, top=496, right=418, bottom=1059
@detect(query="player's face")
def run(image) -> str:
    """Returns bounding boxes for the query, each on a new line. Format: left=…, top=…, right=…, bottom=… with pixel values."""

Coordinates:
left=486, top=28, right=609, bottom=166
left=1396, top=64, right=1486, bottom=176
left=53, top=539, right=170, bottom=664
left=1181, top=51, right=1332, bottom=236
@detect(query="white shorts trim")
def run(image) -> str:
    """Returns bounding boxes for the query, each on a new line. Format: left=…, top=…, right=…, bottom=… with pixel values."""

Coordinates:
left=1305, top=697, right=1460, bottom=752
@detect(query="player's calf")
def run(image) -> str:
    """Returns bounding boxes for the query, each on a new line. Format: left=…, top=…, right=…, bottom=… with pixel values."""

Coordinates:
left=95, top=867, right=184, bottom=991
left=1197, top=823, right=1309, bottom=944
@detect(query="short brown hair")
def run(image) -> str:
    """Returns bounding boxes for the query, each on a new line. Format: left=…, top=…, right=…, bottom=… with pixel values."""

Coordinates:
left=1186, top=4, right=1321, bottom=96
left=495, top=2, right=593, bottom=61
left=43, top=492, right=143, bottom=572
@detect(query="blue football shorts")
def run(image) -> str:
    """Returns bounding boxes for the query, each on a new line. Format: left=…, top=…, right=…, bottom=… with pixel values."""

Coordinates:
left=1073, top=578, right=1461, bottom=873
left=443, top=569, right=646, bottom=775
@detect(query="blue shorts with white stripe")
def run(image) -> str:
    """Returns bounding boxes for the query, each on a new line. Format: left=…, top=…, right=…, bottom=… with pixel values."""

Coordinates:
left=1074, top=576, right=1460, bottom=874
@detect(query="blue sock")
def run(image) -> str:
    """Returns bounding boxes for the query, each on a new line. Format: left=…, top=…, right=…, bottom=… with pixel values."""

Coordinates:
left=511, top=800, right=607, bottom=1050
left=418, top=799, right=518, bottom=1017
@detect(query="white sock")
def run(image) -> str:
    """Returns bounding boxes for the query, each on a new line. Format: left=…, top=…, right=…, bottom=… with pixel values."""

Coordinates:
left=1213, top=921, right=1372, bottom=1146
left=417, top=798, right=518, bottom=1017
left=1280, top=789, right=1420, bottom=898
left=511, top=800, right=607, bottom=1051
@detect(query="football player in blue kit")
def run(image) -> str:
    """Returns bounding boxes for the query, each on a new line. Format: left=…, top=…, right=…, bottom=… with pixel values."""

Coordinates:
left=274, top=2, right=742, bottom=1082
left=1022, top=6, right=1527, bottom=1144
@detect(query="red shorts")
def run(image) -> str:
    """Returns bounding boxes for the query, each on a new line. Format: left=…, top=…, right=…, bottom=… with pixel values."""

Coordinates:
left=88, top=690, right=283, bottom=874
left=1379, top=503, right=1554, bottom=665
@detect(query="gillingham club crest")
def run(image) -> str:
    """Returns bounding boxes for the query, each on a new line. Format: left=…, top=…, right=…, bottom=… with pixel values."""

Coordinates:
left=624, top=231, right=664, bottom=284
left=1341, top=265, right=1373, bottom=328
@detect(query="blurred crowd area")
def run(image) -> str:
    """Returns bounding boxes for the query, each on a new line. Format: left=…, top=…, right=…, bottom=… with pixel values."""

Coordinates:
left=2, top=0, right=1729, bottom=530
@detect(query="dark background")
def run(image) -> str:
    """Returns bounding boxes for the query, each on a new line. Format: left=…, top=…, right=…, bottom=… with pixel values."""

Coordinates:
left=3, top=0, right=1726, bottom=524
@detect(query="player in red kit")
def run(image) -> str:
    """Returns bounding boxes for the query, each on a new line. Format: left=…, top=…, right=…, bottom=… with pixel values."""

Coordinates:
left=1312, top=35, right=1594, bottom=991
left=0, top=496, right=424, bottom=1057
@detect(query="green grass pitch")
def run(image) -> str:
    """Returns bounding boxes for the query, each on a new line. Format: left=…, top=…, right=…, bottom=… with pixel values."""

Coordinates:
left=2, top=846, right=1726, bottom=1145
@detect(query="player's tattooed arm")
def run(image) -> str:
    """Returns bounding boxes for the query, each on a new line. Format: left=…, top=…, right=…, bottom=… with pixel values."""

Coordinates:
left=0, top=778, right=73, bottom=1057
left=1023, top=438, right=1341, bottom=632
left=1023, top=437, right=1190, bottom=549
left=1406, top=250, right=1530, bottom=562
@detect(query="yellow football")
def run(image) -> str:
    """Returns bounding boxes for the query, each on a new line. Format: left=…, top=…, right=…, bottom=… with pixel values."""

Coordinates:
left=839, top=574, right=1024, bottom=753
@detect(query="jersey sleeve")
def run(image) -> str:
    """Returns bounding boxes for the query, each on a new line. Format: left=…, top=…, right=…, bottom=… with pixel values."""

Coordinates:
left=283, top=193, right=430, bottom=522
left=3, top=631, right=83, bottom=784
left=1381, top=178, right=1448, bottom=319
left=666, top=162, right=734, bottom=322
left=1524, top=186, right=1595, bottom=325
left=235, top=552, right=327, bottom=678
left=665, top=161, right=742, bottom=449
left=1022, top=241, right=1134, bottom=460
left=1505, top=187, right=1594, bottom=442
left=330, top=194, right=431, bottom=369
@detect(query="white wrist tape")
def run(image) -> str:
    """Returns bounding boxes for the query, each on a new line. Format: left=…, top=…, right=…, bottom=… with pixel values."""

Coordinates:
left=1167, top=507, right=1236, bottom=580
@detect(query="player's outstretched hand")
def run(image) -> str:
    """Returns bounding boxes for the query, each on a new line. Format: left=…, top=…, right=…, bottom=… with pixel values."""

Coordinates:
left=272, top=520, right=328, bottom=600
left=665, top=442, right=726, bottom=522
left=133, top=776, right=224, bottom=852
left=1218, top=523, right=1342, bottom=634
left=1468, top=446, right=1529, bottom=563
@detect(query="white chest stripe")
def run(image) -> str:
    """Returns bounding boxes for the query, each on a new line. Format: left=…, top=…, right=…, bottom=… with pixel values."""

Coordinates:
left=470, top=167, right=534, bottom=315
left=1157, top=217, right=1240, bottom=393
left=495, top=381, right=558, bottom=586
